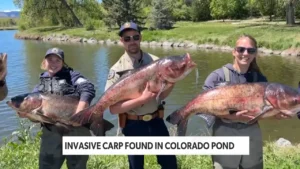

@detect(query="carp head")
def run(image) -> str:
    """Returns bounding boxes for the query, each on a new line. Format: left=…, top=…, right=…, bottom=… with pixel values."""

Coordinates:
left=265, top=83, right=300, bottom=116
left=158, top=53, right=197, bottom=83
left=6, top=92, right=42, bottom=113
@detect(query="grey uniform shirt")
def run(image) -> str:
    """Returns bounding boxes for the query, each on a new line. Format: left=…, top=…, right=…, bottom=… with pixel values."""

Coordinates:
left=105, top=51, right=160, bottom=115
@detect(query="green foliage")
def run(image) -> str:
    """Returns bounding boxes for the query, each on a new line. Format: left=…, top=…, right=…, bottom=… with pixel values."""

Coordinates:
left=0, top=18, right=18, bottom=28
left=13, top=0, right=103, bottom=29
left=210, top=0, right=236, bottom=20
left=230, top=0, right=249, bottom=19
left=102, top=0, right=145, bottom=28
left=150, top=0, right=174, bottom=29
left=190, top=0, right=211, bottom=22
left=254, top=0, right=278, bottom=21
left=170, top=0, right=192, bottom=21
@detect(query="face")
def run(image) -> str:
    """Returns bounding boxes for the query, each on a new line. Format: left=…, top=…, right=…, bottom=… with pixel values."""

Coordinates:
left=44, top=55, right=64, bottom=75
left=232, top=37, right=257, bottom=67
left=158, top=53, right=197, bottom=83
left=120, top=30, right=141, bottom=55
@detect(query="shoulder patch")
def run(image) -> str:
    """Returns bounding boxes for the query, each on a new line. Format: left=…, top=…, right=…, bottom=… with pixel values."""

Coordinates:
left=108, top=70, right=115, bottom=80
left=75, top=77, right=87, bottom=84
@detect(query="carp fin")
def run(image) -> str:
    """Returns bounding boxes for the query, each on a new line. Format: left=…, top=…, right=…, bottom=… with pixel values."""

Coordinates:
left=177, top=119, right=189, bottom=136
left=70, top=106, right=95, bottom=125
left=116, top=69, right=135, bottom=77
left=246, top=105, right=273, bottom=124
left=55, top=123, right=73, bottom=135
left=35, top=112, right=56, bottom=124
left=90, top=118, right=114, bottom=136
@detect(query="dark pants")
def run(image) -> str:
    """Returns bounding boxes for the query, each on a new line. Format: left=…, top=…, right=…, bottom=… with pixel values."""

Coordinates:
left=39, top=125, right=91, bottom=169
left=212, top=119, right=263, bottom=169
left=122, top=118, right=178, bottom=169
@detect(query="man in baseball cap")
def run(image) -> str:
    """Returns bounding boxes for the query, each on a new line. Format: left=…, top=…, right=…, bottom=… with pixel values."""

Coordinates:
left=105, top=21, right=178, bottom=169
left=118, top=21, right=141, bottom=37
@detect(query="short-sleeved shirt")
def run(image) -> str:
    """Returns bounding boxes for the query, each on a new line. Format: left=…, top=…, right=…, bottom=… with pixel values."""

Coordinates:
left=105, top=51, right=160, bottom=115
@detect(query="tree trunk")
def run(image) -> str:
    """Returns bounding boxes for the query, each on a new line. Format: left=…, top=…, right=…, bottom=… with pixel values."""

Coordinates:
left=59, top=0, right=83, bottom=27
left=286, top=0, right=295, bottom=25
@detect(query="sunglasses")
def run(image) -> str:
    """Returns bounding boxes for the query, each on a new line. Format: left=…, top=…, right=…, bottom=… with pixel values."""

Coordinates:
left=235, top=46, right=257, bottom=54
left=123, top=35, right=140, bottom=42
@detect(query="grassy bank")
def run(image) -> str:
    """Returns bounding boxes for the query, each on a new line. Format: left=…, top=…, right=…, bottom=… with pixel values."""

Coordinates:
left=15, top=19, right=300, bottom=51
left=0, top=18, right=18, bottom=30
left=0, top=27, right=18, bottom=30
left=1, top=121, right=300, bottom=169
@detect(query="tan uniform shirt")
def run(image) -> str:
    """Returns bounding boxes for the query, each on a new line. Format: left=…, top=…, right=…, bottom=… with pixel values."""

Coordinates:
left=105, top=51, right=160, bottom=115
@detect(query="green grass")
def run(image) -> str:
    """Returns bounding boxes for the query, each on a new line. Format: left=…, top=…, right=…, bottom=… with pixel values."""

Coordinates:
left=0, top=18, right=18, bottom=29
left=1, top=120, right=300, bottom=169
left=15, top=19, right=300, bottom=51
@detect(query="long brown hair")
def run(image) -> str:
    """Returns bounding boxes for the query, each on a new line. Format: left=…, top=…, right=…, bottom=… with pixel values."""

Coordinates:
left=236, top=34, right=262, bottom=74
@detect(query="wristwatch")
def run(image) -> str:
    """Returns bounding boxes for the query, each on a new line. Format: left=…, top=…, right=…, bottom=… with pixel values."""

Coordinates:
left=0, top=79, right=6, bottom=87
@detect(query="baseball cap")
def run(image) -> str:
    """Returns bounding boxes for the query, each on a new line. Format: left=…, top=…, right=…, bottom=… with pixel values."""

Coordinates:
left=118, top=22, right=140, bottom=37
left=45, top=47, right=64, bottom=60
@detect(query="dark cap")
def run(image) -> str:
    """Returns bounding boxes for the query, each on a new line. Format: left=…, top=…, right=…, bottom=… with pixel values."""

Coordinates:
left=45, top=47, right=64, bottom=60
left=118, top=22, right=140, bottom=37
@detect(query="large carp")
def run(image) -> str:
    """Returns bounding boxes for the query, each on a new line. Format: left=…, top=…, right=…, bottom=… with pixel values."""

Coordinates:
left=166, top=82, right=300, bottom=135
left=6, top=92, right=114, bottom=136
left=70, top=53, right=197, bottom=126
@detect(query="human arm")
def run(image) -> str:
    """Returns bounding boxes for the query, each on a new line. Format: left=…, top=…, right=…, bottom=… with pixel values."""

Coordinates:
left=71, top=71, right=96, bottom=113
left=109, top=82, right=158, bottom=114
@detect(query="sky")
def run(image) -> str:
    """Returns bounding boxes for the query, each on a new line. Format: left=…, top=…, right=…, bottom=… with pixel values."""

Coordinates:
left=0, top=0, right=20, bottom=11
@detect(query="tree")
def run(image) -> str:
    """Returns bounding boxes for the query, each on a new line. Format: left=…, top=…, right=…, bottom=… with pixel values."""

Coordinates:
left=170, top=0, right=192, bottom=21
left=150, top=0, right=174, bottom=29
left=102, top=0, right=144, bottom=28
left=254, top=0, right=277, bottom=21
left=13, top=0, right=102, bottom=28
left=210, top=0, right=236, bottom=21
left=190, top=0, right=211, bottom=21
left=285, top=0, right=297, bottom=25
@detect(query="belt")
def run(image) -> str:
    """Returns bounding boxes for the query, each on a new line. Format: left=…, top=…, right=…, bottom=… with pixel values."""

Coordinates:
left=126, top=111, right=159, bottom=121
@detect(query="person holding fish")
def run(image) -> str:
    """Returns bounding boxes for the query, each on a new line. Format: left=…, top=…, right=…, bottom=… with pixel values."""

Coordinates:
left=105, top=22, right=178, bottom=169
left=166, top=34, right=295, bottom=169
left=17, top=48, right=96, bottom=169
left=197, top=35, right=292, bottom=169
left=0, top=53, right=8, bottom=101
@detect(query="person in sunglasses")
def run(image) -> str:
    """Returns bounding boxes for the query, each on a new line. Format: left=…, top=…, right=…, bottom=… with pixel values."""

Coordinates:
left=104, top=21, right=178, bottom=169
left=198, top=34, right=291, bottom=169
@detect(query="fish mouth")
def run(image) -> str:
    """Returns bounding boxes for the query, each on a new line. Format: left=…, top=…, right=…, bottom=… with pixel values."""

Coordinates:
left=185, top=53, right=197, bottom=68
left=6, top=101, right=20, bottom=111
